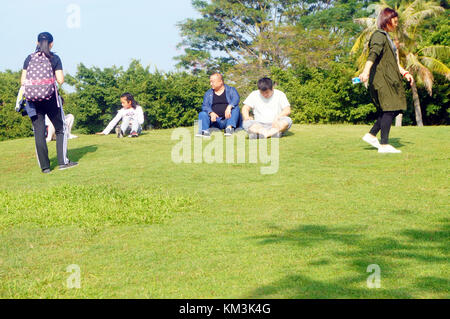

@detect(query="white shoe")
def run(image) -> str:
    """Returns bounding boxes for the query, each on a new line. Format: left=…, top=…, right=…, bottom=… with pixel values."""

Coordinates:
left=378, top=144, right=402, bottom=153
left=362, top=133, right=380, bottom=149
left=69, top=134, right=78, bottom=139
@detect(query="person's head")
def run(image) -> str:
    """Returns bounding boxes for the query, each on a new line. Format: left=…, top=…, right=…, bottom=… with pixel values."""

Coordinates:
left=377, top=8, right=399, bottom=32
left=257, top=77, right=274, bottom=99
left=36, top=32, right=54, bottom=59
left=209, top=73, right=224, bottom=91
left=120, top=93, right=137, bottom=109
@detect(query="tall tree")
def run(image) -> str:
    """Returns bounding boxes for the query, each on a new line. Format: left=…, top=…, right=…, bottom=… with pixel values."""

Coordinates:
left=176, top=0, right=335, bottom=72
left=351, top=0, right=449, bottom=126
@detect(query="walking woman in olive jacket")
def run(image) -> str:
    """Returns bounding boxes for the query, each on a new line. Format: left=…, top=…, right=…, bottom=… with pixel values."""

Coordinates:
left=359, top=7, right=414, bottom=154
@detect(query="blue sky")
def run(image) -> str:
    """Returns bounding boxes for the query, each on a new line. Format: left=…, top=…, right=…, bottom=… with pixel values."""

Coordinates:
left=0, top=0, right=199, bottom=75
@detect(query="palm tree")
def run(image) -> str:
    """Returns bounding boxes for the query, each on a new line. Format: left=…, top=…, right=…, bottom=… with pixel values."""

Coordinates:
left=351, top=0, right=449, bottom=126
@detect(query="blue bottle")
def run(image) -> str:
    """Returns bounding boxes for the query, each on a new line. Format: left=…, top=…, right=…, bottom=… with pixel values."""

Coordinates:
left=352, top=77, right=362, bottom=84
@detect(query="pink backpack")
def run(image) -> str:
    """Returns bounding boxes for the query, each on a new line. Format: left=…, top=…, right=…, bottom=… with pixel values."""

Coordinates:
left=24, top=52, right=55, bottom=102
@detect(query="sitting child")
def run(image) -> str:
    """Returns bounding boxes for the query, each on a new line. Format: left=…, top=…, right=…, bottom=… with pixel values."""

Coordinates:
left=96, top=93, right=144, bottom=138
left=46, top=113, right=77, bottom=142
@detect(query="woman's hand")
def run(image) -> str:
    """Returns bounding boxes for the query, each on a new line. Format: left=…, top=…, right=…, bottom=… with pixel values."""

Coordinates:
left=359, top=61, right=374, bottom=84
left=359, top=71, right=369, bottom=83
left=404, top=73, right=414, bottom=85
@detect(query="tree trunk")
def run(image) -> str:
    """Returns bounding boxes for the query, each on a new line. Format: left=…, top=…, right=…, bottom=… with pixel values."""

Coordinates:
left=395, top=113, right=403, bottom=127
left=411, top=82, right=424, bottom=127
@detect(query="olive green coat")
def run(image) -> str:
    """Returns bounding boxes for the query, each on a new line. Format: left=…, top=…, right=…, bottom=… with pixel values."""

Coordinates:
left=368, top=30, right=407, bottom=111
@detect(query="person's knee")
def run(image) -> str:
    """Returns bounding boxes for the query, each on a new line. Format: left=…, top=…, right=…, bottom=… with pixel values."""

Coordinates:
left=198, top=111, right=211, bottom=127
left=66, top=114, right=74, bottom=125
left=243, top=121, right=262, bottom=133
left=242, top=120, right=253, bottom=131
left=199, top=111, right=209, bottom=120
left=278, top=117, right=292, bottom=132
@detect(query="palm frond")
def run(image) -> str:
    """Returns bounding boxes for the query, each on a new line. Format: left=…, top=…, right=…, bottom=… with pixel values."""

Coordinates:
left=418, top=45, right=450, bottom=61
left=366, top=2, right=388, bottom=18
left=353, top=17, right=376, bottom=28
left=356, top=50, right=369, bottom=72
left=420, top=56, right=450, bottom=80
left=401, top=0, right=421, bottom=18
left=406, top=52, right=434, bottom=95
left=403, top=6, right=444, bottom=30
left=350, top=27, right=375, bottom=54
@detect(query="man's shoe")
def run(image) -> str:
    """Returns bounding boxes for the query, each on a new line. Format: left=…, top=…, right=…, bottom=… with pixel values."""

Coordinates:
left=196, top=130, right=211, bottom=138
left=115, top=126, right=123, bottom=138
left=378, top=145, right=402, bottom=154
left=271, top=132, right=282, bottom=138
left=42, top=168, right=51, bottom=174
left=248, top=133, right=259, bottom=139
left=224, top=127, right=234, bottom=136
left=362, top=133, right=380, bottom=149
left=131, top=131, right=139, bottom=138
left=59, top=161, right=79, bottom=170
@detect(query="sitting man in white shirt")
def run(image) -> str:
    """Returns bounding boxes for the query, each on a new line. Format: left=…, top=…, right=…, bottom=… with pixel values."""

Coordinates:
left=242, top=77, right=292, bottom=138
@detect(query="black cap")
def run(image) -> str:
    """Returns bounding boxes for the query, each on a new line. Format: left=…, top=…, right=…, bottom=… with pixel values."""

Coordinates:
left=37, top=32, right=53, bottom=43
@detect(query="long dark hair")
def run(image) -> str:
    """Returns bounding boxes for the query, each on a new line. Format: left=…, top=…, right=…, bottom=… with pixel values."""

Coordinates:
left=35, top=32, right=54, bottom=59
left=121, top=93, right=138, bottom=109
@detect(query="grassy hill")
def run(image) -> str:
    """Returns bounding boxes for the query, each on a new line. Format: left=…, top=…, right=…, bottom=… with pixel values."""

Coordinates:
left=0, top=125, right=448, bottom=298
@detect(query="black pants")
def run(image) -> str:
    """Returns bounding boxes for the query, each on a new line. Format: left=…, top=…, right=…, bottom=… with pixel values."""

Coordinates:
left=369, top=111, right=401, bottom=145
left=29, top=95, right=68, bottom=170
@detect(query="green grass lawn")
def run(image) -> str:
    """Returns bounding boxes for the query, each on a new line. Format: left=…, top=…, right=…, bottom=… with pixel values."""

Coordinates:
left=0, top=124, right=448, bottom=298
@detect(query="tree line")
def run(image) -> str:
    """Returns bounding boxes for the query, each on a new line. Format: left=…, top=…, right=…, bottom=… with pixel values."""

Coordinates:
left=0, top=0, right=448, bottom=141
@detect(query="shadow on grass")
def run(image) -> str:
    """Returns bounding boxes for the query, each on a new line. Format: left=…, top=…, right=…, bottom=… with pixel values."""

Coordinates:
left=50, top=145, right=98, bottom=169
left=68, top=145, right=98, bottom=162
left=389, top=138, right=413, bottom=149
left=249, top=225, right=364, bottom=247
left=248, top=273, right=412, bottom=298
left=247, top=219, right=449, bottom=298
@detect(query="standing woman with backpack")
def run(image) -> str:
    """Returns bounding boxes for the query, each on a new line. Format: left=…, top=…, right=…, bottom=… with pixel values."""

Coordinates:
left=21, top=32, right=77, bottom=173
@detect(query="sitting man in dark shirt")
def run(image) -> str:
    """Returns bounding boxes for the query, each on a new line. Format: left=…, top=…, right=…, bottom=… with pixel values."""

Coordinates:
left=196, top=73, right=240, bottom=137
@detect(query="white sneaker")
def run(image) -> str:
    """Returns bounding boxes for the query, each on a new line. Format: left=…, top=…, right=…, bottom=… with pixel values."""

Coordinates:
left=362, top=133, right=380, bottom=149
left=378, top=144, right=402, bottom=153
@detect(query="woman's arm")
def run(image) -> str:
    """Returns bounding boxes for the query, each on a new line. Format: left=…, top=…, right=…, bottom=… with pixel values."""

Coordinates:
left=359, top=31, right=384, bottom=83
left=359, top=61, right=374, bottom=83
left=55, top=70, right=64, bottom=85
left=21, top=70, right=27, bottom=86
left=100, top=110, right=123, bottom=135
left=137, top=106, right=145, bottom=125
left=396, top=54, right=414, bottom=84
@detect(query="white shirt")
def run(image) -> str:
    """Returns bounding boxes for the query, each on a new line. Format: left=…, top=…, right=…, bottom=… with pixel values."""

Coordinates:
left=102, top=105, right=145, bottom=135
left=243, top=89, right=290, bottom=123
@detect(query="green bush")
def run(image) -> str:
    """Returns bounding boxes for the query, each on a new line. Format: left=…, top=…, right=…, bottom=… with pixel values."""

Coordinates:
left=271, top=64, right=375, bottom=124
left=65, top=61, right=209, bottom=133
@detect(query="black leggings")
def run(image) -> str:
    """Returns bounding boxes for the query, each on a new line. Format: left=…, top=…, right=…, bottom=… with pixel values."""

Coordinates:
left=369, top=111, right=401, bottom=145
left=29, top=95, right=68, bottom=170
